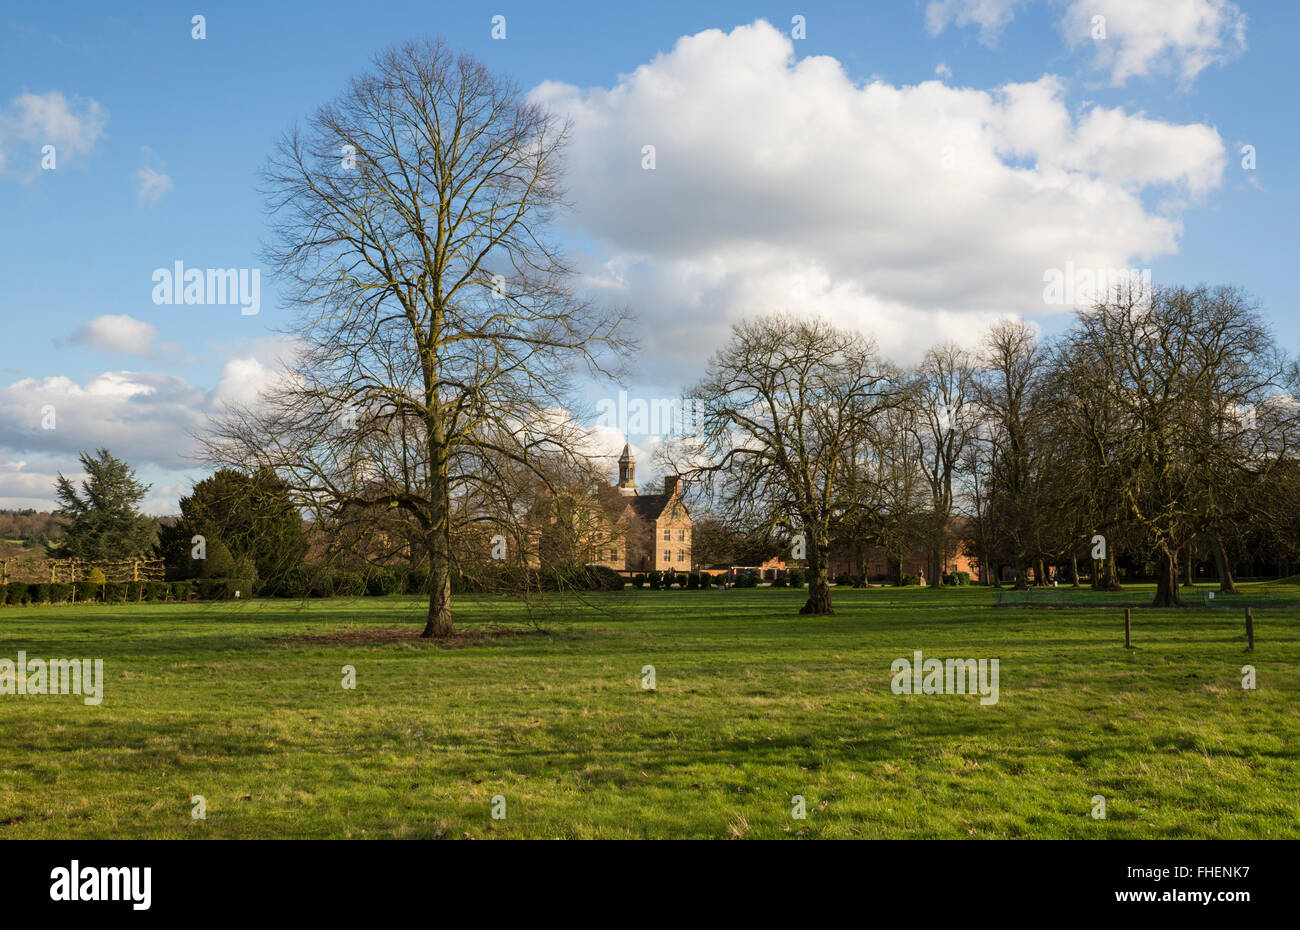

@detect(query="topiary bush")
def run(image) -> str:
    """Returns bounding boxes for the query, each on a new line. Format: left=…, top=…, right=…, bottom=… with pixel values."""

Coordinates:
left=631, top=573, right=646, bottom=588
left=145, top=581, right=169, bottom=601
left=29, top=583, right=52, bottom=604
left=102, top=581, right=127, bottom=602
left=6, top=581, right=30, bottom=605
left=170, top=580, right=195, bottom=601
left=49, top=583, right=73, bottom=603
left=787, top=570, right=805, bottom=588
left=834, top=572, right=855, bottom=587
left=74, top=580, right=99, bottom=602
left=899, top=573, right=921, bottom=586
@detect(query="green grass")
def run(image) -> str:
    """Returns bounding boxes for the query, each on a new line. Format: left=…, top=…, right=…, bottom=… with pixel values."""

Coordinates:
left=1, top=583, right=1296, bottom=839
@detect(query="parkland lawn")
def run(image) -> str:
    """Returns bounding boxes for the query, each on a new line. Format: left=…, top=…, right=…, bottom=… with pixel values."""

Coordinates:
left=1, top=584, right=1296, bottom=839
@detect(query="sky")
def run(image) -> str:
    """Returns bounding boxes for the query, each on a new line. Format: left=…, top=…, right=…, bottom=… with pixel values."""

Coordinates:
left=1, top=0, right=1294, bottom=512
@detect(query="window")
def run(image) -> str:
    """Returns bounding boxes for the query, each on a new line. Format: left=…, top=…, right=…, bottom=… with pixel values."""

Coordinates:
left=677, top=529, right=686, bottom=542
left=610, top=549, right=618, bottom=561
left=663, top=549, right=672, bottom=563
left=663, top=528, right=670, bottom=541
left=677, top=549, right=685, bottom=563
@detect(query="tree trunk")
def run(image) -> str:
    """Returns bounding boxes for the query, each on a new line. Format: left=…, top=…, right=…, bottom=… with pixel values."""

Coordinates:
left=929, top=547, right=942, bottom=587
left=1070, top=553, right=1080, bottom=588
left=1035, top=558, right=1048, bottom=587
left=1150, top=545, right=1183, bottom=607
left=1181, top=548, right=1196, bottom=588
left=800, top=537, right=834, bottom=614
left=421, top=476, right=455, bottom=637
left=1212, top=536, right=1238, bottom=594
left=1013, top=558, right=1028, bottom=590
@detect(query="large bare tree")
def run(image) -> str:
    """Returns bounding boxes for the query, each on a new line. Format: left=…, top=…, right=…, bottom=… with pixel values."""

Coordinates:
left=204, top=40, right=627, bottom=636
left=682, top=316, right=904, bottom=614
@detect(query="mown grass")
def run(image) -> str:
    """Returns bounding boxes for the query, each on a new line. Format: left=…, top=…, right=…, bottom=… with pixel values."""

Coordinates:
left=1, top=583, right=1296, bottom=839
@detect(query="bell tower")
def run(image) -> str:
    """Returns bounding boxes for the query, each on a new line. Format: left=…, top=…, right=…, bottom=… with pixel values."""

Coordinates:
left=617, top=443, right=638, bottom=495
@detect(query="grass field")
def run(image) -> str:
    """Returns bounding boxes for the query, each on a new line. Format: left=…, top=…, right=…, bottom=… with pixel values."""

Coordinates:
left=2, top=583, right=1297, bottom=839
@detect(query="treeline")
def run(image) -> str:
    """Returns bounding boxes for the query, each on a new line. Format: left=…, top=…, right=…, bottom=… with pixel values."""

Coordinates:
left=0, top=509, right=64, bottom=547
left=675, top=283, right=1300, bottom=611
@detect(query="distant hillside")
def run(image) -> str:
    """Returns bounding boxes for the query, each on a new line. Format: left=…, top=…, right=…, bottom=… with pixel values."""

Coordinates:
left=0, top=509, right=64, bottom=550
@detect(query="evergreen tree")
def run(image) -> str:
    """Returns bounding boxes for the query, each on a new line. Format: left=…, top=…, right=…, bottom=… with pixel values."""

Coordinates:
left=52, top=449, right=155, bottom=559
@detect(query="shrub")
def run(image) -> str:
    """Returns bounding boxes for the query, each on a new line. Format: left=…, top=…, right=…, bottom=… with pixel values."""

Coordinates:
left=834, top=572, right=855, bottom=587
left=733, top=572, right=757, bottom=588
left=686, top=572, right=700, bottom=589
left=953, top=571, right=972, bottom=586
left=631, top=573, right=646, bottom=588
left=787, top=570, right=805, bottom=588
left=30, top=582, right=52, bottom=604
left=75, top=580, right=100, bottom=602
left=647, top=571, right=663, bottom=590
left=899, top=573, right=920, bottom=586
left=145, top=581, right=170, bottom=601
left=332, top=570, right=367, bottom=597
left=405, top=566, right=430, bottom=595
left=170, top=580, right=195, bottom=602
left=49, top=583, right=73, bottom=603
left=771, top=576, right=788, bottom=588
left=198, top=538, right=235, bottom=579
left=102, top=581, right=128, bottom=603
left=272, top=566, right=312, bottom=598
left=6, top=581, right=30, bottom=605
left=86, top=568, right=107, bottom=585
left=365, top=568, right=403, bottom=597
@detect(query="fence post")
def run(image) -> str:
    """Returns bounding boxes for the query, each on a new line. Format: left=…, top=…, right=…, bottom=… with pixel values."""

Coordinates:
left=1124, top=608, right=1132, bottom=649
left=1246, top=607, right=1255, bottom=651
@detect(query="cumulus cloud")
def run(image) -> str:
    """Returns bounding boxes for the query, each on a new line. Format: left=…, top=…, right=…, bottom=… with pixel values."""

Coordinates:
left=0, top=90, right=107, bottom=176
left=531, top=20, right=1225, bottom=377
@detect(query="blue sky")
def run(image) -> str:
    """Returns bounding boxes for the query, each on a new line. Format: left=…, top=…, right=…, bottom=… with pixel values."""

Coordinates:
left=1, top=0, right=1294, bottom=511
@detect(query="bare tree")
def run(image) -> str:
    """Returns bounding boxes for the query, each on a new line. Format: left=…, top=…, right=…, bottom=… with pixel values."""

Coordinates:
left=203, top=40, right=628, bottom=636
left=1057, top=284, right=1298, bottom=607
left=682, top=315, right=904, bottom=614
left=910, top=343, right=978, bottom=586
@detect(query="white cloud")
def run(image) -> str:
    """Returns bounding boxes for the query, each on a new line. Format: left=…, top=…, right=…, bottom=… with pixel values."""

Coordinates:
left=1061, top=0, right=1247, bottom=86
left=0, top=337, right=300, bottom=509
left=68, top=314, right=181, bottom=360
left=927, top=0, right=1247, bottom=86
left=926, top=0, right=1026, bottom=43
left=136, top=165, right=173, bottom=205
left=935, top=62, right=953, bottom=79
left=0, top=90, right=108, bottom=176
left=532, top=20, right=1225, bottom=378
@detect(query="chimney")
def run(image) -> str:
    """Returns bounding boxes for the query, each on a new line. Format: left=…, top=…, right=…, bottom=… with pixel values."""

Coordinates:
left=663, top=475, right=680, bottom=497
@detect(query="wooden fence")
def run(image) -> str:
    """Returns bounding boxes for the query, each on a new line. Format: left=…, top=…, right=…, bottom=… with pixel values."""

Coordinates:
left=0, top=558, right=166, bottom=585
